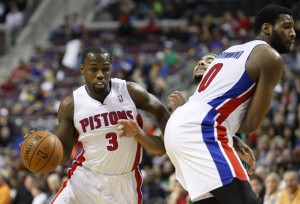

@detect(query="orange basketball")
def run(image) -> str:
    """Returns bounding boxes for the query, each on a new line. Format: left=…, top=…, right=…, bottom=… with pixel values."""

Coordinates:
left=20, top=130, right=63, bottom=174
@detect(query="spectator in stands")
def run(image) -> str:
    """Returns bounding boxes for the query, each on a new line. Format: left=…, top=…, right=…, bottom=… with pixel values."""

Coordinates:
left=165, top=173, right=189, bottom=204
left=48, top=15, right=71, bottom=43
left=136, top=1, right=152, bottom=20
left=30, top=177, right=47, bottom=204
left=5, top=2, right=24, bottom=45
left=152, top=0, right=164, bottom=19
left=236, top=9, right=253, bottom=37
left=0, top=126, right=13, bottom=149
left=62, top=33, right=83, bottom=69
left=255, top=134, right=270, bottom=167
left=94, top=6, right=113, bottom=22
left=44, top=173, right=61, bottom=204
left=13, top=172, right=33, bottom=204
left=0, top=173, right=11, bottom=204
left=148, top=51, right=168, bottom=97
left=69, top=11, right=86, bottom=39
left=142, top=168, right=166, bottom=204
left=0, top=2, right=5, bottom=23
left=117, top=14, right=135, bottom=37
left=291, top=2, right=300, bottom=40
left=250, top=174, right=265, bottom=204
left=219, top=11, right=239, bottom=39
left=263, top=172, right=281, bottom=204
left=278, top=170, right=300, bottom=204
left=139, top=15, right=160, bottom=38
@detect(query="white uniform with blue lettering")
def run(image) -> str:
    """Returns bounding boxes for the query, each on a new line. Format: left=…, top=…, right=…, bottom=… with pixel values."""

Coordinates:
left=164, top=40, right=267, bottom=202
left=52, top=78, right=143, bottom=204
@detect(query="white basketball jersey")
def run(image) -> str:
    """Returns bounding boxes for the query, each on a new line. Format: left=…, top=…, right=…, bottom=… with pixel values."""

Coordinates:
left=72, top=78, right=142, bottom=175
left=190, top=40, right=267, bottom=135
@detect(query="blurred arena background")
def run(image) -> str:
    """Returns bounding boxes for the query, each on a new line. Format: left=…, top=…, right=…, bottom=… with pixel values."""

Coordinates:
left=0, top=0, right=300, bottom=203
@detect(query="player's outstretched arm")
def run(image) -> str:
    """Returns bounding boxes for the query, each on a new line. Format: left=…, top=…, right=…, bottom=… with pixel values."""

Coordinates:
left=233, top=136, right=256, bottom=175
left=167, top=91, right=186, bottom=112
left=56, top=95, right=77, bottom=165
left=126, top=82, right=171, bottom=156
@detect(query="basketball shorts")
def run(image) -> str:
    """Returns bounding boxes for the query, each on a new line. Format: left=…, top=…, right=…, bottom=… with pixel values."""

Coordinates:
left=51, top=166, right=142, bottom=204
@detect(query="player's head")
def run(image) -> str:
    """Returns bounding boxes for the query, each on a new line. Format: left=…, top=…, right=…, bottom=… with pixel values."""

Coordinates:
left=254, top=4, right=296, bottom=54
left=194, top=53, right=217, bottom=84
left=80, top=46, right=112, bottom=96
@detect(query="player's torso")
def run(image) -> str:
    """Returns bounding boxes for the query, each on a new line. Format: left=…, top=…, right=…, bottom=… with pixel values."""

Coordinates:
left=180, top=40, right=267, bottom=134
left=73, top=78, right=142, bottom=175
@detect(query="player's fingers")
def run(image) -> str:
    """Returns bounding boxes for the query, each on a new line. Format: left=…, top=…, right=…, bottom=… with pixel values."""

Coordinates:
left=247, top=160, right=256, bottom=175
left=117, top=119, right=138, bottom=137
left=117, top=120, right=125, bottom=137
left=117, top=120, right=127, bottom=137
left=19, top=130, right=35, bottom=147
left=172, top=92, right=185, bottom=104
left=167, top=98, right=177, bottom=110
left=245, top=148, right=256, bottom=175
left=24, top=130, right=35, bottom=139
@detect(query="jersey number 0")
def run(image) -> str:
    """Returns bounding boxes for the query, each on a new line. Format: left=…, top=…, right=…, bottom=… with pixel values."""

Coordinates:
left=198, top=63, right=223, bottom=92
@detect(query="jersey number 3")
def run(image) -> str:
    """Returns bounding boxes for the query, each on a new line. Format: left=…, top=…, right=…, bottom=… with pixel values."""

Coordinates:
left=198, top=63, right=223, bottom=92
left=106, top=132, right=118, bottom=151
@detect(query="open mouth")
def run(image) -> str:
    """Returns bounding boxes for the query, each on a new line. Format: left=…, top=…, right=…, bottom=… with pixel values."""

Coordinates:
left=94, top=82, right=104, bottom=88
left=289, top=40, right=295, bottom=46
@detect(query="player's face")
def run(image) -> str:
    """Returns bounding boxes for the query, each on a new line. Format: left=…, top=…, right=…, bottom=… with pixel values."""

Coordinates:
left=270, top=14, right=296, bottom=54
left=193, top=55, right=215, bottom=84
left=80, top=52, right=112, bottom=96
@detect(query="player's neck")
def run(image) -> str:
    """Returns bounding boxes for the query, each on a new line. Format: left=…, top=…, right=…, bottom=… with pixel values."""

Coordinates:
left=85, top=86, right=110, bottom=104
left=255, top=34, right=270, bottom=44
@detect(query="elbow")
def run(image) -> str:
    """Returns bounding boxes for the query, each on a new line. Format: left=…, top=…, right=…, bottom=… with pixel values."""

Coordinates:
left=150, top=147, right=166, bottom=157
left=156, top=150, right=166, bottom=157
left=243, top=123, right=260, bottom=134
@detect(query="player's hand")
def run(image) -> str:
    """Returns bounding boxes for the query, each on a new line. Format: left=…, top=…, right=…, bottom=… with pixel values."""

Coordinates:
left=167, top=91, right=185, bottom=112
left=117, top=119, right=139, bottom=138
left=19, top=130, right=35, bottom=147
left=233, top=136, right=256, bottom=175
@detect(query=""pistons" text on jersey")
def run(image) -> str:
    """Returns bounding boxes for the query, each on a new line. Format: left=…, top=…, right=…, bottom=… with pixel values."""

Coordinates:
left=79, top=110, right=134, bottom=133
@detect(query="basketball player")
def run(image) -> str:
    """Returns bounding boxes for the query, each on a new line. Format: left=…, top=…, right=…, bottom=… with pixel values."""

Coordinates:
left=119, top=4, right=296, bottom=204
left=167, top=53, right=256, bottom=177
left=50, top=46, right=170, bottom=204
left=169, top=53, right=255, bottom=204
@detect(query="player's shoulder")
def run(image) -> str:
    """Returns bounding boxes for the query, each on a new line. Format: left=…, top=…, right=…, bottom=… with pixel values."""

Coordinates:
left=126, top=81, right=147, bottom=94
left=251, top=44, right=284, bottom=65
left=60, top=95, right=74, bottom=109
left=58, top=95, right=74, bottom=117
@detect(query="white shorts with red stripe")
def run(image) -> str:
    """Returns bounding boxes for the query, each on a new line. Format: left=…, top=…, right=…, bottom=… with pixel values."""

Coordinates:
left=164, top=102, right=249, bottom=202
left=51, top=166, right=142, bottom=204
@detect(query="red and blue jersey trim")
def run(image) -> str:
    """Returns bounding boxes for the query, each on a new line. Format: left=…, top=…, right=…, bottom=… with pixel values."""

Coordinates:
left=202, top=71, right=255, bottom=185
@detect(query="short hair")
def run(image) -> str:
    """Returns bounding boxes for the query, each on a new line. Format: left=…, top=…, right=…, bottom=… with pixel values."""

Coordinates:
left=254, top=4, right=292, bottom=35
left=205, top=53, right=218, bottom=58
left=81, top=46, right=112, bottom=64
left=250, top=174, right=263, bottom=184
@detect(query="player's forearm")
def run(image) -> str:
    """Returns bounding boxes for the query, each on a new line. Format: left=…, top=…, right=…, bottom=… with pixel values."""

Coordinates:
left=156, top=111, right=170, bottom=139
left=134, top=129, right=166, bottom=156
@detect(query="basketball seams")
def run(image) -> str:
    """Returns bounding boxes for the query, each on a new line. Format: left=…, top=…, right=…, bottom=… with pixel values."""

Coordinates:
left=28, top=132, right=52, bottom=171
left=35, top=134, right=57, bottom=173
left=20, top=131, right=43, bottom=168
